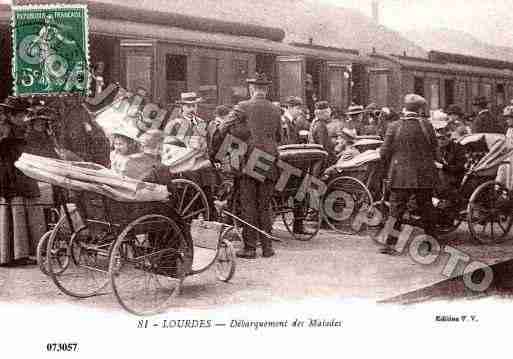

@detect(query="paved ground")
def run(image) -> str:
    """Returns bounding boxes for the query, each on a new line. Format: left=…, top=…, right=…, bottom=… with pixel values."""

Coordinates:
left=1, top=223, right=513, bottom=314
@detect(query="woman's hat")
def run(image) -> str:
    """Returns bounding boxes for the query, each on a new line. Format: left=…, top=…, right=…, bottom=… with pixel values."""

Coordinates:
left=176, top=92, right=203, bottom=105
left=0, top=96, right=30, bottom=112
left=110, top=122, right=140, bottom=141
left=24, top=105, right=59, bottom=123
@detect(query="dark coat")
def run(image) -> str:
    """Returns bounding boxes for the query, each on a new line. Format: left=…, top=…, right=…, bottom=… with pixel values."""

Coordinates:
left=309, top=118, right=335, bottom=163
left=380, top=113, right=437, bottom=189
left=472, top=110, right=504, bottom=134
left=236, top=94, right=282, bottom=158
left=281, top=114, right=309, bottom=145
left=60, top=104, right=110, bottom=166
left=0, top=137, right=40, bottom=199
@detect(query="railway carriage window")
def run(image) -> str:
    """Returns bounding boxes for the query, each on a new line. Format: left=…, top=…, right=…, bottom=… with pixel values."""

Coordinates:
left=414, top=76, right=425, bottom=96
left=231, top=59, right=249, bottom=104
left=483, top=83, right=492, bottom=103
left=126, top=55, right=152, bottom=94
left=368, top=71, right=388, bottom=107
left=199, top=57, right=219, bottom=105
left=444, top=79, right=455, bottom=106
left=497, top=84, right=505, bottom=107
left=166, top=55, right=187, bottom=104
left=471, top=82, right=480, bottom=101
left=430, top=81, right=440, bottom=110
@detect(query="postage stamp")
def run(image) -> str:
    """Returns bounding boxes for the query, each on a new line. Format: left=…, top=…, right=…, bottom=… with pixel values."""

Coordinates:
left=11, top=4, right=90, bottom=97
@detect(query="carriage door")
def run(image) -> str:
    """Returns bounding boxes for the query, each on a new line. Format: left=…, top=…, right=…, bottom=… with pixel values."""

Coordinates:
left=327, top=62, right=352, bottom=114
left=276, top=55, right=306, bottom=102
left=120, top=40, right=156, bottom=99
left=368, top=68, right=390, bottom=108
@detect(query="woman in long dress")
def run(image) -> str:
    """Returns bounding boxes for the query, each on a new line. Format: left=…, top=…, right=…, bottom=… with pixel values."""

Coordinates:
left=0, top=99, right=41, bottom=266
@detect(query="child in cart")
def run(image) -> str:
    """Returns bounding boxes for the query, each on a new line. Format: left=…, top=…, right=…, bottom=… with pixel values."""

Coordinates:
left=109, top=126, right=140, bottom=176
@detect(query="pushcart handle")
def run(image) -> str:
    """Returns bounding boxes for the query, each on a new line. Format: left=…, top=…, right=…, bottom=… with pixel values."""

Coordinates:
left=214, top=200, right=281, bottom=242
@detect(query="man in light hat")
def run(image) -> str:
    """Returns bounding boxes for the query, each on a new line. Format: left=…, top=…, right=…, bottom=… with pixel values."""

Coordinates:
left=472, top=96, right=504, bottom=134
left=344, top=104, right=365, bottom=136
left=164, top=92, right=208, bottom=152
left=379, top=94, right=438, bottom=255
left=281, top=96, right=309, bottom=145
left=228, top=73, right=281, bottom=259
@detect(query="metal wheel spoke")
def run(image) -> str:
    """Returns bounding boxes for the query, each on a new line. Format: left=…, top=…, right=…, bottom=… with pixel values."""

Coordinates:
left=181, top=192, right=201, bottom=217
left=178, top=184, right=189, bottom=213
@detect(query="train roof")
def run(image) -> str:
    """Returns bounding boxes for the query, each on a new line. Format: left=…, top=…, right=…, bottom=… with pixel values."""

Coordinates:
left=369, top=52, right=513, bottom=79
left=0, top=2, right=371, bottom=63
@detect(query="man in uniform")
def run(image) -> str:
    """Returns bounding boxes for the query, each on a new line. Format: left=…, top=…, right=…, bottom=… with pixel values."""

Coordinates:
left=379, top=94, right=438, bottom=255
left=229, top=73, right=282, bottom=259
left=309, top=101, right=336, bottom=165
left=472, top=96, right=504, bottom=134
left=281, top=96, right=309, bottom=145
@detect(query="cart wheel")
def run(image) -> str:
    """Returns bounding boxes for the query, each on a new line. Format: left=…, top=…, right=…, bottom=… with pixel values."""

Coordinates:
left=468, top=181, right=513, bottom=244
left=323, top=176, right=373, bottom=234
left=36, top=230, right=54, bottom=276
left=171, top=178, right=211, bottom=221
left=48, top=220, right=112, bottom=298
left=215, top=236, right=236, bottom=282
left=282, top=192, right=322, bottom=241
left=109, top=214, right=192, bottom=316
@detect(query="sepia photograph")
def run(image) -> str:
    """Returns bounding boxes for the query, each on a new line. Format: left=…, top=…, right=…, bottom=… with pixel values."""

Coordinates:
left=1, top=0, right=513, bottom=356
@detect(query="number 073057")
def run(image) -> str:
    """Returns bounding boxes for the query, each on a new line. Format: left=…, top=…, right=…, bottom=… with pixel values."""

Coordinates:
left=46, top=343, right=79, bottom=352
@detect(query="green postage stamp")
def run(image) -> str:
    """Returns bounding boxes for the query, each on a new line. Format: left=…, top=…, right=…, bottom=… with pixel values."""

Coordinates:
left=11, top=4, right=90, bottom=96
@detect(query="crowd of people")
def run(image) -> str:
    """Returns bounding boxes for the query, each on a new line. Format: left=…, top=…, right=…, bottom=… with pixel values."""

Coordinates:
left=3, top=70, right=513, bottom=265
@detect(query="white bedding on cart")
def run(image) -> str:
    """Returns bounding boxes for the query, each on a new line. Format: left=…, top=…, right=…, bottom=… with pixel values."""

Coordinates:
left=15, top=154, right=169, bottom=202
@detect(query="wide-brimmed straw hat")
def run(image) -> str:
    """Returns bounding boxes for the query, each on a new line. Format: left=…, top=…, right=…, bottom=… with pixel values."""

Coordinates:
left=346, top=104, right=365, bottom=116
left=246, top=73, right=272, bottom=85
left=176, top=92, right=203, bottom=105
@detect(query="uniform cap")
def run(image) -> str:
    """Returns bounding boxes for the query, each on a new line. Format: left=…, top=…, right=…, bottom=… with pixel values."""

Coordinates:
left=285, top=96, right=303, bottom=107
left=314, top=101, right=330, bottom=110
left=214, top=105, right=231, bottom=118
